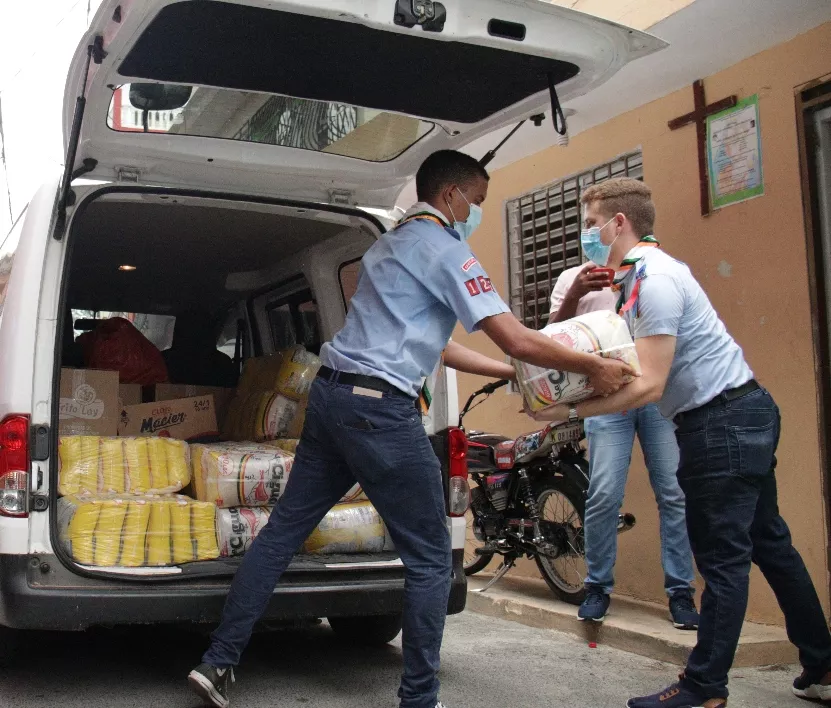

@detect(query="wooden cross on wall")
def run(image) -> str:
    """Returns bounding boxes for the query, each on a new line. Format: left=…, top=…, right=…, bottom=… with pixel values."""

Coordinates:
left=668, top=80, right=737, bottom=216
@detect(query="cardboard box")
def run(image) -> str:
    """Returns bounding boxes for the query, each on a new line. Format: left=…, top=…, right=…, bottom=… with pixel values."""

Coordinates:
left=119, top=395, right=219, bottom=442
left=153, top=385, right=234, bottom=428
left=59, top=369, right=120, bottom=436
left=118, top=384, right=143, bottom=411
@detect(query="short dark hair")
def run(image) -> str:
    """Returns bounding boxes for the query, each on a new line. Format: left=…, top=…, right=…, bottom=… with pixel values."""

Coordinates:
left=415, top=150, right=489, bottom=201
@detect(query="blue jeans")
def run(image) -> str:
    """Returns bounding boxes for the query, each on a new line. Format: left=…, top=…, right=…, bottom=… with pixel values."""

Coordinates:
left=676, top=387, right=831, bottom=699
left=584, top=404, right=694, bottom=596
left=203, top=377, right=452, bottom=708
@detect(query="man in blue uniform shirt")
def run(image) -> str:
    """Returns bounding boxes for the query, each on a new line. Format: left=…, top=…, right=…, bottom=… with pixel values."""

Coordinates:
left=533, top=177, right=831, bottom=708
left=188, top=150, right=634, bottom=708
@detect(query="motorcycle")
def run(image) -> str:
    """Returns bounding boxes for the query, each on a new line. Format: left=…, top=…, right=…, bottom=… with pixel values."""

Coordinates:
left=459, top=379, right=636, bottom=604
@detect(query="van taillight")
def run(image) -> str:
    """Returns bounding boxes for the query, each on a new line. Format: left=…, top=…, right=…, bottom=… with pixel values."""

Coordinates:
left=447, top=427, right=469, bottom=517
left=0, top=415, right=30, bottom=518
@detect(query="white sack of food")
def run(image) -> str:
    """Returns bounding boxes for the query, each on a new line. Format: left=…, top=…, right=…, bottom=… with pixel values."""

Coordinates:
left=197, top=445, right=294, bottom=508
left=514, top=310, right=641, bottom=412
left=215, top=506, right=272, bottom=557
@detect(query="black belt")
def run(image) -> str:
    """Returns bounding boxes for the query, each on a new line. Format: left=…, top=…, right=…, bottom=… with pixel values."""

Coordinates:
left=317, top=365, right=414, bottom=400
left=674, top=379, right=760, bottom=425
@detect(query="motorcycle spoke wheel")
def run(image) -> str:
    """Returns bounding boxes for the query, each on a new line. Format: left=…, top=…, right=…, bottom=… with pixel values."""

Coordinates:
left=535, top=481, right=587, bottom=604
left=463, top=506, right=493, bottom=575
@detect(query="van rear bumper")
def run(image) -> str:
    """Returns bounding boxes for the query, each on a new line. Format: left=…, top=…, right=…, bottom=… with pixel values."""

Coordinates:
left=0, top=551, right=467, bottom=631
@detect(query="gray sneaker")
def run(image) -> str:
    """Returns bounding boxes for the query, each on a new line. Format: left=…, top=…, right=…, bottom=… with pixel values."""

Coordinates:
left=188, top=663, right=235, bottom=708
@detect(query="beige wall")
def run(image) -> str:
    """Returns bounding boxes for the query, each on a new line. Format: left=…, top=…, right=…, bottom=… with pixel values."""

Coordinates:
left=457, top=22, right=831, bottom=625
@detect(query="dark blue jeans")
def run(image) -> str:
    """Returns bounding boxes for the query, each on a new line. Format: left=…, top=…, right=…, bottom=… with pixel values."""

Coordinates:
left=675, top=387, right=831, bottom=699
left=203, top=377, right=452, bottom=708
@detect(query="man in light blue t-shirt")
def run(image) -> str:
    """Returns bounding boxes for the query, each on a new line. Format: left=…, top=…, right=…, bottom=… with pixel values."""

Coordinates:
left=189, top=151, right=634, bottom=708
left=533, top=177, right=831, bottom=708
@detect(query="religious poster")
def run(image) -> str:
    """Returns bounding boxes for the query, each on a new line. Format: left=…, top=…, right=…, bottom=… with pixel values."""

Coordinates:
left=706, top=94, right=764, bottom=209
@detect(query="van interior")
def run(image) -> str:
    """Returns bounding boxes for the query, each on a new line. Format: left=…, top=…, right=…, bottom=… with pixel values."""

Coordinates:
left=55, top=190, right=406, bottom=576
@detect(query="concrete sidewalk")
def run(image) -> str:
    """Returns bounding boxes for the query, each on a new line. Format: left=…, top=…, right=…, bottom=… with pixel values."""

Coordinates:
left=466, top=574, right=797, bottom=667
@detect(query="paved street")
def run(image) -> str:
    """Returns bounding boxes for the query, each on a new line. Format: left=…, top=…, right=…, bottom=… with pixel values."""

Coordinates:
left=0, top=611, right=797, bottom=708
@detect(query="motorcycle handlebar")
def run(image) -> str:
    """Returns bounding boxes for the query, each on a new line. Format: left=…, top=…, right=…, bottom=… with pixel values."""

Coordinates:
left=458, top=379, right=511, bottom=427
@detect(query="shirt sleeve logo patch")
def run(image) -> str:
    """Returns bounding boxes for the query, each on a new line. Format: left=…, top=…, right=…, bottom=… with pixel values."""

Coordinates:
left=465, top=276, right=492, bottom=296
left=461, top=257, right=478, bottom=272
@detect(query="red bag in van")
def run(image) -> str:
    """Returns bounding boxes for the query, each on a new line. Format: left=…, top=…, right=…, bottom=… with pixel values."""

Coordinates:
left=85, top=317, right=169, bottom=385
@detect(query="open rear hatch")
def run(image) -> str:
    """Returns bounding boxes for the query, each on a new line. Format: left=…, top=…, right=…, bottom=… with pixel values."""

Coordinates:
left=61, top=0, right=666, bottom=211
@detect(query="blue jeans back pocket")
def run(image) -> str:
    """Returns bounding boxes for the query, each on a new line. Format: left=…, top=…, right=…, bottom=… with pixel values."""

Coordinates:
left=727, top=420, right=776, bottom=481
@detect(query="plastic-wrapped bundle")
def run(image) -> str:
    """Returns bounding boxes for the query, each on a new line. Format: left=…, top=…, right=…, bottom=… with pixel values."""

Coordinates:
left=275, top=346, right=321, bottom=401
left=514, top=310, right=641, bottom=412
left=236, top=352, right=285, bottom=395
left=285, top=398, right=307, bottom=439
left=215, top=502, right=392, bottom=558
left=193, top=444, right=294, bottom=508
left=57, top=494, right=219, bottom=567
left=215, top=506, right=272, bottom=557
left=58, top=436, right=190, bottom=496
left=254, top=393, right=298, bottom=441
left=303, top=501, right=393, bottom=555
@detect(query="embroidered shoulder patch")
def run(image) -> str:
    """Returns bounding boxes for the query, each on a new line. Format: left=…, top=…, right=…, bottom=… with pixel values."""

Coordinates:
left=461, top=257, right=478, bottom=272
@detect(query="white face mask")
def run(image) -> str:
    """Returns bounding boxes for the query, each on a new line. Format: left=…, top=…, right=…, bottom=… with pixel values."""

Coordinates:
left=446, top=189, right=483, bottom=242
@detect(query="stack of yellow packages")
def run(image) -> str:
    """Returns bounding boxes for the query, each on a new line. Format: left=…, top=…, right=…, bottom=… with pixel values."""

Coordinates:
left=57, top=435, right=220, bottom=567
left=58, top=436, right=190, bottom=495
left=57, top=494, right=219, bottom=567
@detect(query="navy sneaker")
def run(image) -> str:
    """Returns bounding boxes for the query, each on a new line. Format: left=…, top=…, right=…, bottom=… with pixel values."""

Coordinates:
left=188, top=663, right=235, bottom=708
left=627, top=682, right=726, bottom=707
left=669, top=591, right=700, bottom=630
left=577, top=589, right=610, bottom=622
left=792, top=667, right=831, bottom=701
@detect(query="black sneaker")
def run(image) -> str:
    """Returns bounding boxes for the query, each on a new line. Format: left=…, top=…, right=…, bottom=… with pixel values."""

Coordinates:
left=188, top=663, right=235, bottom=708
left=627, top=682, right=726, bottom=707
left=793, top=667, right=831, bottom=701
left=669, top=591, right=700, bottom=630
left=577, top=589, right=610, bottom=622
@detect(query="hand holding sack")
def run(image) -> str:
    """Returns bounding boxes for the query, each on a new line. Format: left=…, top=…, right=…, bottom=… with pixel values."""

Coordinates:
left=514, top=311, right=641, bottom=412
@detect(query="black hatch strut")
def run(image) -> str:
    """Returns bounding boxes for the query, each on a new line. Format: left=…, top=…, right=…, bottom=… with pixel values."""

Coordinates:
left=54, top=36, right=106, bottom=240
left=479, top=78, right=568, bottom=168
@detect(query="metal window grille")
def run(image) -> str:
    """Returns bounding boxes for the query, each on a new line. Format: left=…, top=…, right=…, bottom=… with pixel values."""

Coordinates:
left=505, top=150, right=643, bottom=330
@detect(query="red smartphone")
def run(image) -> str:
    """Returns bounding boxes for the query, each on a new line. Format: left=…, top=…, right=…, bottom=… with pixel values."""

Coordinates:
left=590, top=267, right=615, bottom=286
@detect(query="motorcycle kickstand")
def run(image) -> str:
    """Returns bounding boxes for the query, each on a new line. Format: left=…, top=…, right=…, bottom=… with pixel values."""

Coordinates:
left=471, top=557, right=516, bottom=594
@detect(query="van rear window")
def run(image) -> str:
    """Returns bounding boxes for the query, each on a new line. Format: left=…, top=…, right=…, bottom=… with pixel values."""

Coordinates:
left=72, top=310, right=176, bottom=351
left=107, top=85, right=434, bottom=163
left=116, top=1, right=579, bottom=125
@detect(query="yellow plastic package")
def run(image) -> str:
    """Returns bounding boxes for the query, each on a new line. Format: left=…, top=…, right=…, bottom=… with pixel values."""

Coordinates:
left=274, top=346, right=321, bottom=401
left=59, top=436, right=191, bottom=496
left=57, top=494, right=219, bottom=567
left=303, top=501, right=393, bottom=555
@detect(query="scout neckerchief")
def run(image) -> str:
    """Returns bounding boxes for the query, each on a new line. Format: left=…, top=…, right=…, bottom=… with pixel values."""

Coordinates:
left=611, top=235, right=660, bottom=316
left=396, top=211, right=451, bottom=414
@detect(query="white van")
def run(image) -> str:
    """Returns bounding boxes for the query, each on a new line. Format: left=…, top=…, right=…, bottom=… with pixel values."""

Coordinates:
left=0, top=0, right=664, bottom=659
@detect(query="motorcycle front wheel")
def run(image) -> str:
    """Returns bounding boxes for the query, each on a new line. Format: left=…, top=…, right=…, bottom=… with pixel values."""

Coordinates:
left=534, top=467, right=588, bottom=605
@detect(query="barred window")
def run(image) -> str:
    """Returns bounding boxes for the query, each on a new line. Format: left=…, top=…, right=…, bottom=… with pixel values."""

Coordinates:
left=505, top=150, right=643, bottom=330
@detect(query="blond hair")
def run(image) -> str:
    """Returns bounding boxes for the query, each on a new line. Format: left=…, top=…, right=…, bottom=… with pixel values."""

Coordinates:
left=581, top=177, right=655, bottom=237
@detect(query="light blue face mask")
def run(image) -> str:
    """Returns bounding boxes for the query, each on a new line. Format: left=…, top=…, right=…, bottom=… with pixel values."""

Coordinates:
left=580, top=217, right=617, bottom=267
left=447, top=189, right=483, bottom=242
